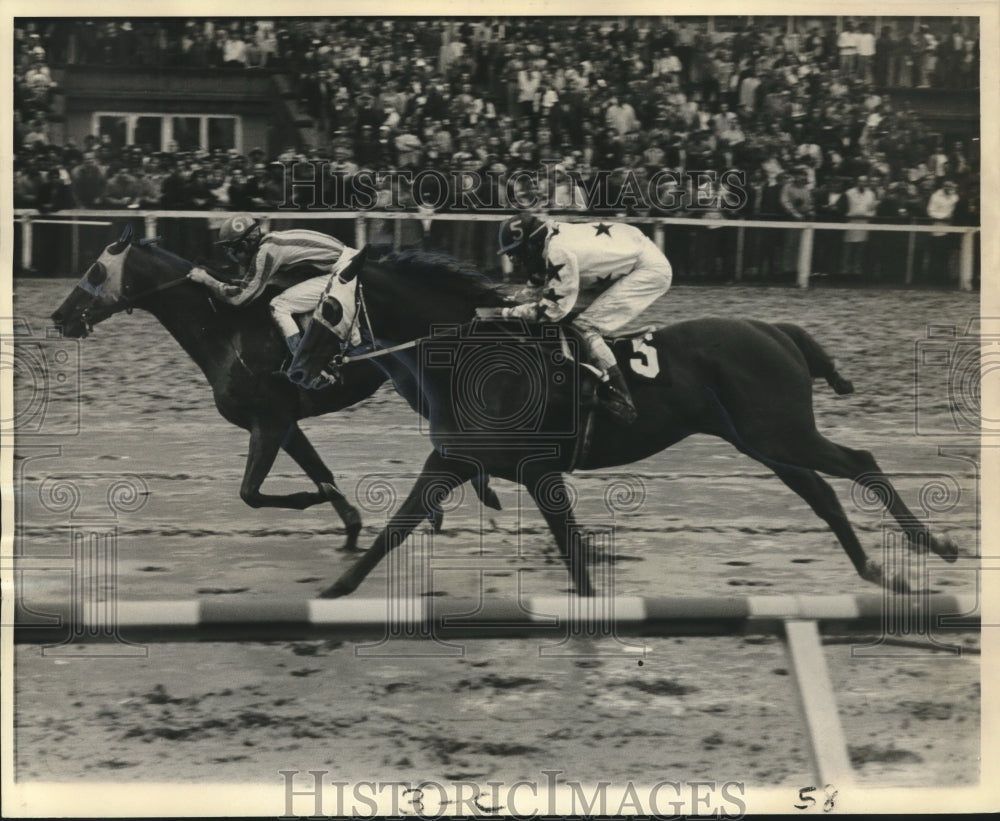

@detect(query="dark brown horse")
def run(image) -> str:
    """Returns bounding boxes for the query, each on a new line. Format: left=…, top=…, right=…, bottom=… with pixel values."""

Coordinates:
left=49, top=227, right=497, bottom=549
left=288, top=248, right=960, bottom=597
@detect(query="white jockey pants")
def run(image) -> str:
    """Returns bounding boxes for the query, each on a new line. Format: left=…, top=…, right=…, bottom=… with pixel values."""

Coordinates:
left=269, top=248, right=360, bottom=339
left=573, top=237, right=672, bottom=370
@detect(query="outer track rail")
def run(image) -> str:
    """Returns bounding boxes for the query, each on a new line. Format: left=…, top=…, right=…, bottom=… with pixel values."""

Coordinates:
left=14, top=593, right=978, bottom=644
left=13, top=593, right=980, bottom=788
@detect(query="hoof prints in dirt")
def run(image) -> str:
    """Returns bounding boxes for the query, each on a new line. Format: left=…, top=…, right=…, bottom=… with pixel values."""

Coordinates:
left=455, top=674, right=545, bottom=691
left=286, top=640, right=343, bottom=656
left=849, top=744, right=924, bottom=766
left=422, top=737, right=543, bottom=764
left=117, top=684, right=367, bottom=744
left=625, top=678, right=698, bottom=696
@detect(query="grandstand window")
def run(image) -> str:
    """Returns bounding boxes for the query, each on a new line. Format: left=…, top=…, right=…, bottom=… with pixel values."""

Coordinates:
left=91, top=112, right=241, bottom=152
left=207, top=117, right=236, bottom=152
left=97, top=115, right=128, bottom=150
left=134, top=117, right=163, bottom=152
left=171, top=117, right=201, bottom=152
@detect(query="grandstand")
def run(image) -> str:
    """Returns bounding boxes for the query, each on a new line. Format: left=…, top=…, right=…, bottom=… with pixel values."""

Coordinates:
left=13, top=16, right=981, bottom=284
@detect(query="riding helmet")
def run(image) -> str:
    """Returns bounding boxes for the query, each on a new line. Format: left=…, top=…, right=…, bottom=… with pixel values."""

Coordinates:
left=497, top=212, right=548, bottom=258
left=216, top=213, right=260, bottom=245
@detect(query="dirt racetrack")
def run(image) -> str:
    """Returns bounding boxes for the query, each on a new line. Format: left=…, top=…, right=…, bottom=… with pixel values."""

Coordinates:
left=11, top=278, right=981, bottom=805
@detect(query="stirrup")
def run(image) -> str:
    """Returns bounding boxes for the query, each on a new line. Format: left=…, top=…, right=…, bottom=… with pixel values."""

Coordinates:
left=597, top=384, right=638, bottom=425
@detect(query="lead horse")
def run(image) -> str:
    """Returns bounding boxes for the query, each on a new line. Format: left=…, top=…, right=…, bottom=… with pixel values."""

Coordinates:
left=50, top=226, right=498, bottom=549
left=288, top=247, right=960, bottom=597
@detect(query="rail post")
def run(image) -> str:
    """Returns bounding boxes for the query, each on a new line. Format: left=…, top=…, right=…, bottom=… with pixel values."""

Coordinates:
left=905, top=230, right=916, bottom=285
left=20, top=211, right=34, bottom=272
left=796, top=225, right=814, bottom=289
left=784, top=619, right=855, bottom=787
left=71, top=221, right=80, bottom=277
left=355, top=215, right=367, bottom=248
left=959, top=230, right=975, bottom=292
left=143, top=214, right=158, bottom=241
left=735, top=224, right=745, bottom=281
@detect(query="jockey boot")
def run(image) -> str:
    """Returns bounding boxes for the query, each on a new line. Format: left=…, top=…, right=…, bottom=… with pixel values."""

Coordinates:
left=597, top=365, right=638, bottom=425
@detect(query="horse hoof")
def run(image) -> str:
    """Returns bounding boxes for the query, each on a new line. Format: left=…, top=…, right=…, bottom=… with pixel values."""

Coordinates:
left=342, top=511, right=363, bottom=550
left=319, top=579, right=355, bottom=598
left=340, top=528, right=362, bottom=552
left=832, top=375, right=855, bottom=395
left=886, top=574, right=912, bottom=595
left=933, top=537, right=960, bottom=563
left=427, top=509, right=444, bottom=533
left=479, top=487, right=502, bottom=511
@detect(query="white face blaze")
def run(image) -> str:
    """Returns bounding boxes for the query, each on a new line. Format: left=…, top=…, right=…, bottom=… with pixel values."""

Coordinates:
left=78, top=243, right=131, bottom=310
left=315, top=272, right=362, bottom=348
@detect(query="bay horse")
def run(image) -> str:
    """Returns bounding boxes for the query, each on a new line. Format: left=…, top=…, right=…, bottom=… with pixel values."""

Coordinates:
left=287, top=247, right=959, bottom=597
left=49, top=225, right=498, bottom=549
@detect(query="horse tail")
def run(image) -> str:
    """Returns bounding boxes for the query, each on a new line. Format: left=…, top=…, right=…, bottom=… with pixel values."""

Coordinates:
left=773, top=322, right=855, bottom=395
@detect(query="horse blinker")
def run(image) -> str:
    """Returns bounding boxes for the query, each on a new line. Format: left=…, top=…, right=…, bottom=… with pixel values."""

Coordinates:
left=321, top=298, right=343, bottom=327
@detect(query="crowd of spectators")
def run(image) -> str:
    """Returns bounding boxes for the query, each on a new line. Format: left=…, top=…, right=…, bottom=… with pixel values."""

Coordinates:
left=14, top=17, right=981, bottom=282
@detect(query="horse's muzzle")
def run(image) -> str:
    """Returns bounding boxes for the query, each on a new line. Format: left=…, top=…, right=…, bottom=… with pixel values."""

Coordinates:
left=287, top=321, right=343, bottom=387
left=51, top=290, right=95, bottom=338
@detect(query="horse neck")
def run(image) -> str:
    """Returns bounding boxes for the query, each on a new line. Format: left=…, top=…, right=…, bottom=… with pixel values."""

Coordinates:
left=363, top=264, right=503, bottom=343
left=131, top=252, right=237, bottom=379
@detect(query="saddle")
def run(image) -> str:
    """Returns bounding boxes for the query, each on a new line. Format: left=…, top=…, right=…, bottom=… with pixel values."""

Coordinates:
left=462, top=320, right=667, bottom=469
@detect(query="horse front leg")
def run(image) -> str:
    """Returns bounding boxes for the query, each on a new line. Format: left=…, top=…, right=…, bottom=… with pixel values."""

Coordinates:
left=239, top=423, right=330, bottom=510
left=280, top=423, right=362, bottom=550
left=319, top=450, right=477, bottom=598
left=526, top=471, right=595, bottom=597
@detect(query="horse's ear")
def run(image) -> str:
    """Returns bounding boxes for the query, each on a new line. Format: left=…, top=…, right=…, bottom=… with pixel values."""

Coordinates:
left=118, top=224, right=134, bottom=245
left=338, top=245, right=369, bottom=282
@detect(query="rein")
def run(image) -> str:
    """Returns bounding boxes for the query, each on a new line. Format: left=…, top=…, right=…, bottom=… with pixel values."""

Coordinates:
left=333, top=282, right=420, bottom=367
left=118, top=274, right=192, bottom=313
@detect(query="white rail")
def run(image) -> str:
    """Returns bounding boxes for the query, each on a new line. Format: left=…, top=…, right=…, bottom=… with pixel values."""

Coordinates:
left=14, top=208, right=979, bottom=290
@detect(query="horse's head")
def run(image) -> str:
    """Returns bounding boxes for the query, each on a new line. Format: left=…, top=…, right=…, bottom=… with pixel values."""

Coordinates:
left=286, top=247, right=368, bottom=387
left=51, top=224, right=186, bottom=337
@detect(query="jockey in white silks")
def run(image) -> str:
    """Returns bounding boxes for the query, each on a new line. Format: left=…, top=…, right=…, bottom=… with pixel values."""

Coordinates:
left=493, top=213, right=673, bottom=424
left=187, top=213, right=361, bottom=355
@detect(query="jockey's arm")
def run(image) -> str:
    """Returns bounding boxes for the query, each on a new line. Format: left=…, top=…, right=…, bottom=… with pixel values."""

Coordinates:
left=188, top=247, right=271, bottom=306
left=187, top=267, right=241, bottom=298
left=502, top=245, right=579, bottom=323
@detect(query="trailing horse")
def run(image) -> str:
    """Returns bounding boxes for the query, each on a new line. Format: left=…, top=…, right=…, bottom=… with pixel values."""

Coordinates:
left=288, top=247, right=960, bottom=597
left=49, top=226, right=498, bottom=549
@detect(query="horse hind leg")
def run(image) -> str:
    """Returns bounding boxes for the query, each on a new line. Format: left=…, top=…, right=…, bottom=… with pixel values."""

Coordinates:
left=769, top=465, right=912, bottom=592
left=814, top=440, right=958, bottom=563
left=766, top=432, right=960, bottom=568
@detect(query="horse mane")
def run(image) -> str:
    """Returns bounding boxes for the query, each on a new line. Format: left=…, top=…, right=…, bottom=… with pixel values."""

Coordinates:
left=138, top=242, right=196, bottom=276
left=373, top=248, right=504, bottom=306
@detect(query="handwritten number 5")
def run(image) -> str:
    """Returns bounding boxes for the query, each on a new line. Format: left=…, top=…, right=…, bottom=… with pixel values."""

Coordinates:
left=795, top=784, right=837, bottom=812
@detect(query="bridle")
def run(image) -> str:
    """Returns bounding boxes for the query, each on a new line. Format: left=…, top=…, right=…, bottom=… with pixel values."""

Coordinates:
left=328, top=279, right=421, bottom=373
left=78, top=237, right=193, bottom=324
